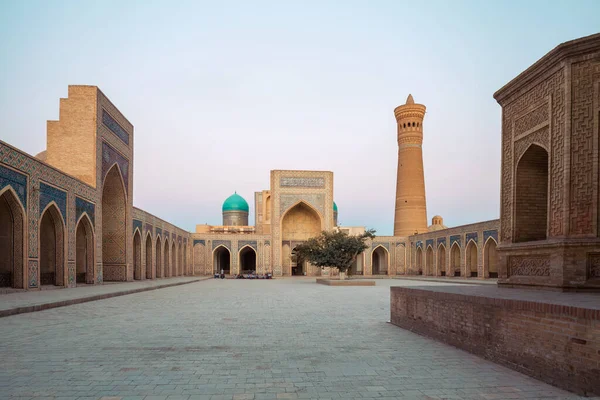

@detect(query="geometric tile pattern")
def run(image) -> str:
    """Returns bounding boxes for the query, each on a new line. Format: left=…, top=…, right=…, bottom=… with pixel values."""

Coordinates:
left=102, top=109, right=130, bottom=145
left=156, top=227, right=162, bottom=238
left=425, top=239, right=433, bottom=249
left=0, top=164, right=27, bottom=208
left=465, top=232, right=478, bottom=245
left=238, top=240, right=257, bottom=251
left=101, top=142, right=129, bottom=194
left=39, top=182, right=67, bottom=221
left=372, top=241, right=390, bottom=251
left=75, top=196, right=95, bottom=226
left=437, top=237, right=446, bottom=247
left=133, top=219, right=142, bottom=234
left=193, top=239, right=205, bottom=246
left=483, top=229, right=498, bottom=244
left=213, top=240, right=231, bottom=251
left=415, top=240, right=423, bottom=249
left=450, top=235, right=461, bottom=248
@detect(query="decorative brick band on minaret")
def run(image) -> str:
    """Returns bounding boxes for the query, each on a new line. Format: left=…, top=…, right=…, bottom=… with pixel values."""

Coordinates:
left=393, top=94, right=428, bottom=236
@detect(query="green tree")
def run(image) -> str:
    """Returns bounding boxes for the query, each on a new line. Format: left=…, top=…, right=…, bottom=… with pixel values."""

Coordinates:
left=294, top=229, right=376, bottom=278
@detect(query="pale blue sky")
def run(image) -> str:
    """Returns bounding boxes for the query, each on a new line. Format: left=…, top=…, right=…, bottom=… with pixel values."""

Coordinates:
left=1, top=1, right=598, bottom=235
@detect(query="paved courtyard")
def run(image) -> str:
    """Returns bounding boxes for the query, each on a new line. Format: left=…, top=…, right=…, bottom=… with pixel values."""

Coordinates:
left=0, top=279, right=592, bottom=400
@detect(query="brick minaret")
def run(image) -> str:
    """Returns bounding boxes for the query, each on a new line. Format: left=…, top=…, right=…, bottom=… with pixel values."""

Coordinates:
left=393, top=94, right=428, bottom=236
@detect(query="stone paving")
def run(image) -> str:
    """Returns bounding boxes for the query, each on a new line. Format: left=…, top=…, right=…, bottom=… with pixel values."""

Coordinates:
left=0, top=278, right=594, bottom=400
left=0, top=277, right=203, bottom=317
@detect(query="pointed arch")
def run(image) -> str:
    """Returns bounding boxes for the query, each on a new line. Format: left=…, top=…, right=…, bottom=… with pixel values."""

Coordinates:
left=416, top=247, right=423, bottom=275
left=164, top=237, right=170, bottom=277
left=426, top=245, right=433, bottom=276
left=171, top=241, right=176, bottom=277
left=281, top=200, right=323, bottom=241
left=465, top=239, right=478, bottom=277
left=450, top=242, right=461, bottom=277
left=155, top=235, right=163, bottom=278
left=75, top=213, right=94, bottom=285
left=0, top=186, right=26, bottom=288
left=484, top=237, right=498, bottom=278
left=183, top=242, right=187, bottom=276
left=371, top=245, right=389, bottom=275
left=213, top=245, right=231, bottom=275
left=515, top=144, right=548, bottom=242
left=239, top=245, right=257, bottom=274
left=437, top=243, right=447, bottom=276
left=102, top=164, right=127, bottom=281
left=133, top=229, right=142, bottom=280
left=39, top=202, right=65, bottom=286
left=145, top=231, right=153, bottom=279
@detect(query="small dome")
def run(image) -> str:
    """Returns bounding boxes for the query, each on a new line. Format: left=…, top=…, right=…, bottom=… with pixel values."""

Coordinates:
left=333, top=201, right=338, bottom=212
left=222, top=192, right=249, bottom=213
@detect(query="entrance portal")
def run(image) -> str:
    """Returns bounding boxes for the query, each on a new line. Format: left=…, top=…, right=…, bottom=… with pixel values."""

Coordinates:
left=214, top=246, right=231, bottom=274
left=239, top=246, right=256, bottom=274
left=75, top=215, right=94, bottom=284
left=40, top=204, right=65, bottom=286
left=372, top=246, right=388, bottom=275
left=0, top=188, right=24, bottom=288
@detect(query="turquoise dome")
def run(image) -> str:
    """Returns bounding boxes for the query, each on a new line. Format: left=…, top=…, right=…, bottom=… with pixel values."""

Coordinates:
left=222, top=192, right=249, bottom=213
left=333, top=201, right=338, bottom=212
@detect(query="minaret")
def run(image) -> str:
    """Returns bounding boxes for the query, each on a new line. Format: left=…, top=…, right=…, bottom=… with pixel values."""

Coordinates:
left=393, top=94, right=428, bottom=236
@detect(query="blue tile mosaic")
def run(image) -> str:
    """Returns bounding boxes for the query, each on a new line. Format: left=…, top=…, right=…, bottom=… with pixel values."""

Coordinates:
left=372, top=242, right=390, bottom=251
left=194, top=239, right=205, bottom=246
left=415, top=240, right=423, bottom=249
left=39, top=182, right=67, bottom=221
left=0, top=164, right=27, bottom=208
left=238, top=240, right=257, bottom=251
left=264, top=240, right=270, bottom=246
left=483, top=229, right=498, bottom=244
left=101, top=142, right=129, bottom=194
left=450, top=235, right=461, bottom=247
left=437, top=237, right=446, bottom=247
left=133, top=219, right=142, bottom=234
left=75, top=196, right=95, bottom=226
left=163, top=231, right=169, bottom=240
left=466, top=232, right=478, bottom=245
left=145, top=223, right=152, bottom=233
left=156, top=227, right=162, bottom=237
left=102, top=109, right=129, bottom=145
left=213, top=240, right=231, bottom=251
left=426, top=239, right=433, bottom=249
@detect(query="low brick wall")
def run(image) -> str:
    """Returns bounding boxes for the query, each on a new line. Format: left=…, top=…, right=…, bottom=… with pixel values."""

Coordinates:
left=390, top=286, right=600, bottom=396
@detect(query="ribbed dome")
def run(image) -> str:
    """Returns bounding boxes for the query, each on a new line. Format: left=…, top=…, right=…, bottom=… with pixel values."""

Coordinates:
left=333, top=202, right=338, bottom=212
left=222, top=192, right=249, bottom=213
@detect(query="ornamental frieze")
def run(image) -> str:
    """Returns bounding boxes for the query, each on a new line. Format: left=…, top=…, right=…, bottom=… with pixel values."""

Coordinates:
left=509, top=255, right=550, bottom=276
left=280, top=177, right=325, bottom=188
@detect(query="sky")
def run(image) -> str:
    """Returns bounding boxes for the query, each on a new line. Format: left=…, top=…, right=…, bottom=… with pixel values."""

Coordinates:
left=0, top=0, right=598, bottom=236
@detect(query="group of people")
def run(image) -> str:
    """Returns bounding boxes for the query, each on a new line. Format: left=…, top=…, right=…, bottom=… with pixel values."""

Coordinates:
left=235, top=272, right=273, bottom=279
left=213, top=269, right=273, bottom=280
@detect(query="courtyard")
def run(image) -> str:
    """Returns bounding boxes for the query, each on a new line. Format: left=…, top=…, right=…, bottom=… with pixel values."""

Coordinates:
left=0, top=279, right=592, bottom=400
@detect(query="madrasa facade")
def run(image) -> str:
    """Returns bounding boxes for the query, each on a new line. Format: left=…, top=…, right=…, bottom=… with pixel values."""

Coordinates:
left=1, top=33, right=599, bottom=291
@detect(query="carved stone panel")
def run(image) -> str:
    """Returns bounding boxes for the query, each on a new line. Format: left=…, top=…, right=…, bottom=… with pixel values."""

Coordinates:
left=509, top=255, right=550, bottom=276
left=587, top=253, right=600, bottom=279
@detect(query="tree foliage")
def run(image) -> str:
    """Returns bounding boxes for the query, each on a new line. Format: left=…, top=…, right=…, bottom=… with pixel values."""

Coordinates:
left=294, top=229, right=376, bottom=273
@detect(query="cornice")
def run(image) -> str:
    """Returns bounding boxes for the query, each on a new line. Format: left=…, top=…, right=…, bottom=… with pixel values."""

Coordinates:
left=494, top=33, right=600, bottom=105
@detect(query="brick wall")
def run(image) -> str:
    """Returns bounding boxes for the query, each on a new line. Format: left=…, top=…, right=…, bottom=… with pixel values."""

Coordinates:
left=390, top=287, right=600, bottom=396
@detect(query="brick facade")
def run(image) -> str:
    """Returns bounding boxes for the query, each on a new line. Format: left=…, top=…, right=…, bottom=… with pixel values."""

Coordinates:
left=494, top=33, right=600, bottom=290
left=390, top=286, right=600, bottom=396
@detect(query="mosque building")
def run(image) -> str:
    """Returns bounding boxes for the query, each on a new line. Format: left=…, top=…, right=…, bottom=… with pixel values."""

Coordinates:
left=1, top=33, right=599, bottom=291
